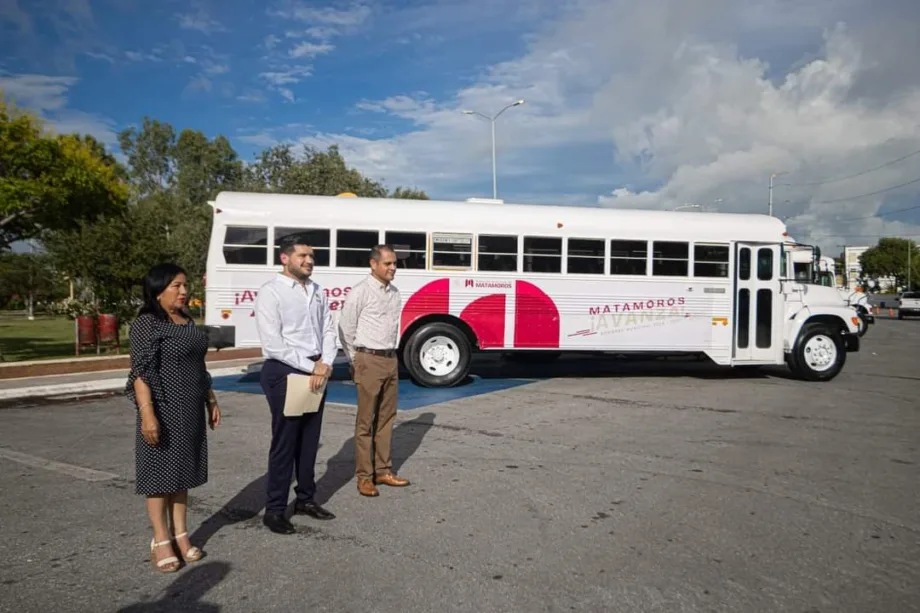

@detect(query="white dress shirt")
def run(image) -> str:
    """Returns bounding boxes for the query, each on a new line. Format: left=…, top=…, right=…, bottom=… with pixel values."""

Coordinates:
left=254, top=273, right=337, bottom=374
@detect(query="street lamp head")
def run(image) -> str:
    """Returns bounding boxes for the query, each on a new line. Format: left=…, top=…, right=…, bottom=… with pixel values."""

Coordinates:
left=462, top=110, right=474, bottom=114
left=513, top=99, right=524, bottom=106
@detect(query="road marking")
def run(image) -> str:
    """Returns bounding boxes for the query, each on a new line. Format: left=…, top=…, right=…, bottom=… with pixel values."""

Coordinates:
left=0, top=447, right=118, bottom=482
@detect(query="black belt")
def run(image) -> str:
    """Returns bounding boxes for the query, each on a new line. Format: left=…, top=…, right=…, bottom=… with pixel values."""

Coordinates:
left=356, top=347, right=396, bottom=357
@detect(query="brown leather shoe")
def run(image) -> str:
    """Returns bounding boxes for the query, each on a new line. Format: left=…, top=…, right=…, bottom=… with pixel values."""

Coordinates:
left=357, top=478, right=379, bottom=497
left=375, top=472, right=410, bottom=487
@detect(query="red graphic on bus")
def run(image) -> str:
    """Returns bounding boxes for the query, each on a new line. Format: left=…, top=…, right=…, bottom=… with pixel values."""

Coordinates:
left=513, top=280, right=559, bottom=348
left=460, top=294, right=506, bottom=348
left=399, top=277, right=561, bottom=349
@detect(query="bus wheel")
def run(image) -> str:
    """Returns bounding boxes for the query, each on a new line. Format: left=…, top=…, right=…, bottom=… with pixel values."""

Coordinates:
left=404, top=322, right=472, bottom=388
left=790, top=323, right=846, bottom=382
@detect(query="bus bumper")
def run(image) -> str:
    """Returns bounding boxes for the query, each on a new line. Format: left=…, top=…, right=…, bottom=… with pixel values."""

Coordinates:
left=204, top=325, right=236, bottom=349
left=842, top=331, right=859, bottom=353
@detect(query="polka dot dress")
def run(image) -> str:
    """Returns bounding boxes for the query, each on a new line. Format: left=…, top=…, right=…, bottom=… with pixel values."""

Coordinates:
left=125, top=313, right=211, bottom=496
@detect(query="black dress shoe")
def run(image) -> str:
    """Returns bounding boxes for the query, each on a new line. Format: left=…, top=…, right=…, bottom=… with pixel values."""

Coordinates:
left=263, top=513, right=296, bottom=534
left=294, top=501, right=336, bottom=520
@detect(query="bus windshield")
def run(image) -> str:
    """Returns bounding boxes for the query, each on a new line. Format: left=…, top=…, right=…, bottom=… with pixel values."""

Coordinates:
left=816, top=271, right=835, bottom=287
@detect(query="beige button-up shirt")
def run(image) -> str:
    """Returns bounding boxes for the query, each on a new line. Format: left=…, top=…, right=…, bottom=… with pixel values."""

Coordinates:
left=338, top=274, right=401, bottom=361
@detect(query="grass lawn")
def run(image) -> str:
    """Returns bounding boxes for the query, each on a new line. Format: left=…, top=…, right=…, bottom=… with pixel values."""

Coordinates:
left=0, top=315, right=129, bottom=362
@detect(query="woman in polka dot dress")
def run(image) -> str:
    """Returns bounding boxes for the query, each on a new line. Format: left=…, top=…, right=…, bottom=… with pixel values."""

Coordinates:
left=126, top=263, right=221, bottom=573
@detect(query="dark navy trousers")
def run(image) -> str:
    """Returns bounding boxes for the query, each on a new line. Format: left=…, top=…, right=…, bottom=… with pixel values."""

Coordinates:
left=260, top=358, right=327, bottom=514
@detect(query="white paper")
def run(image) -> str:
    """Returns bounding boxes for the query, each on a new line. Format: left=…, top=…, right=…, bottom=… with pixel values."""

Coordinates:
left=282, top=374, right=326, bottom=417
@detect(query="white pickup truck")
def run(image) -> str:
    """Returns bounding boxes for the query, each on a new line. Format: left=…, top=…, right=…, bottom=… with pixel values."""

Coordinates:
left=896, top=291, right=920, bottom=319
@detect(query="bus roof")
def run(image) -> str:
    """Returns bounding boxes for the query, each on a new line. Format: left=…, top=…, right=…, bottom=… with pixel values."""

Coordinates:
left=210, top=191, right=788, bottom=243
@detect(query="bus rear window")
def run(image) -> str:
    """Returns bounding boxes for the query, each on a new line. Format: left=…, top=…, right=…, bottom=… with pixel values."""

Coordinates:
left=223, top=226, right=268, bottom=265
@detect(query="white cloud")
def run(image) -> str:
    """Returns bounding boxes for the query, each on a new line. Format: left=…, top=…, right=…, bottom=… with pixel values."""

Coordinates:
left=274, top=0, right=920, bottom=253
left=290, top=41, right=334, bottom=59
left=125, top=50, right=162, bottom=62
left=0, top=71, right=118, bottom=146
left=238, top=131, right=280, bottom=148
left=177, top=3, right=227, bottom=35
left=276, top=3, right=372, bottom=27
left=0, top=73, right=76, bottom=110
left=260, top=66, right=312, bottom=86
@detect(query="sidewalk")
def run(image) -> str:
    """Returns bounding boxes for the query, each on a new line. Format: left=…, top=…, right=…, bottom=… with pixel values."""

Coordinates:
left=0, top=347, right=263, bottom=380
left=0, top=353, right=263, bottom=402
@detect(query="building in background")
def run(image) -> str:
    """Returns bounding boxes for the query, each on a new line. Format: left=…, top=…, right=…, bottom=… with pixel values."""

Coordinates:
left=843, top=246, right=896, bottom=292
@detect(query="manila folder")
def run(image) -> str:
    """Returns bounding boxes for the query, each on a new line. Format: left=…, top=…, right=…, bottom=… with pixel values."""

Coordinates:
left=282, top=374, right=326, bottom=417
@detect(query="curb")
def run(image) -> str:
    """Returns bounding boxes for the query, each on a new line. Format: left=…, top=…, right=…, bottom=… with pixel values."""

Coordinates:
left=0, top=365, right=251, bottom=401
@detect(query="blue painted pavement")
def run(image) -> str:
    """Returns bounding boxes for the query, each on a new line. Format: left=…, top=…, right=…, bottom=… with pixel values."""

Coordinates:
left=210, top=365, right=537, bottom=411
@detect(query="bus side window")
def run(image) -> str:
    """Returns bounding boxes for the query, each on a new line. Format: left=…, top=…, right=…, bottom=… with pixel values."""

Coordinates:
left=652, top=241, right=689, bottom=276
left=385, top=231, right=427, bottom=269
left=274, top=227, right=330, bottom=266
left=610, top=240, right=647, bottom=275
left=223, top=226, right=268, bottom=265
left=337, top=230, right=379, bottom=267
left=738, top=248, right=751, bottom=280
left=693, top=244, right=729, bottom=278
left=567, top=238, right=604, bottom=274
left=478, top=234, right=518, bottom=272
left=524, top=236, right=562, bottom=273
left=431, top=232, right=473, bottom=269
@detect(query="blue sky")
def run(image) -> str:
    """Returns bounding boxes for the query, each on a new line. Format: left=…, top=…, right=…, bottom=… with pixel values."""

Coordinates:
left=2, top=0, right=920, bottom=252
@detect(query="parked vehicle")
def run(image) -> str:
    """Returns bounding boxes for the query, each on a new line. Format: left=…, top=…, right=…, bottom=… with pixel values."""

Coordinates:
left=896, top=291, right=920, bottom=319
left=204, top=192, right=862, bottom=384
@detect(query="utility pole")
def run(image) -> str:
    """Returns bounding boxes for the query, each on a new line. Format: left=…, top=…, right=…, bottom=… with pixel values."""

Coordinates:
left=909, top=239, right=913, bottom=291
left=768, top=172, right=787, bottom=217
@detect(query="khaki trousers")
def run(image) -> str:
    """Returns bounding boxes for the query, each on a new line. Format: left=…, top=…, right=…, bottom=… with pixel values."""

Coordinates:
left=353, top=352, right=398, bottom=480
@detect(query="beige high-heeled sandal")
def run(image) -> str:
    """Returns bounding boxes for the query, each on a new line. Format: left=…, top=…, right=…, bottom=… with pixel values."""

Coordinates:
left=173, top=532, right=202, bottom=563
left=150, top=538, right=180, bottom=573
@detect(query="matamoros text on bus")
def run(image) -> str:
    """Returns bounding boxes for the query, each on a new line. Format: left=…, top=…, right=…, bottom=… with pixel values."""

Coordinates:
left=203, top=191, right=862, bottom=387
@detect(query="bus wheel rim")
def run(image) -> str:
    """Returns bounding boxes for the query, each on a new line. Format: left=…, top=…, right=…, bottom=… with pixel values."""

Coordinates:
left=803, top=334, right=836, bottom=372
left=419, top=335, right=460, bottom=377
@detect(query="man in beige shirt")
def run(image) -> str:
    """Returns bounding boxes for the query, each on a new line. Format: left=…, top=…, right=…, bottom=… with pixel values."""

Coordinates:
left=338, top=245, right=411, bottom=497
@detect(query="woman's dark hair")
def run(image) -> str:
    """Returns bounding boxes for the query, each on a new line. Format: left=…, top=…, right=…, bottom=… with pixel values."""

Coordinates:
left=138, top=263, right=190, bottom=321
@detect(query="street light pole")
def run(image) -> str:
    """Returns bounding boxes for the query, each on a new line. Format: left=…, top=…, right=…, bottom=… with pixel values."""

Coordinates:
left=768, top=172, right=787, bottom=217
left=491, top=119, right=497, bottom=201
left=463, top=100, right=525, bottom=199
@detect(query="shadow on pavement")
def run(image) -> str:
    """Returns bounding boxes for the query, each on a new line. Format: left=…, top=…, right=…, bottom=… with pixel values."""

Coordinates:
left=191, top=474, right=267, bottom=549
left=190, top=412, right=437, bottom=543
left=116, top=561, right=229, bottom=613
left=314, top=411, right=436, bottom=504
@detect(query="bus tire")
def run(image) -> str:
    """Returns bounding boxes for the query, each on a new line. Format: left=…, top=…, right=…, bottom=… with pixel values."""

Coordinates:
left=790, top=323, right=846, bottom=382
left=403, top=322, right=472, bottom=388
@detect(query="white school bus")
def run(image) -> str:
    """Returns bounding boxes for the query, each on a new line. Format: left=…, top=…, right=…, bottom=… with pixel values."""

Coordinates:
left=788, top=241, right=873, bottom=336
left=203, top=191, right=861, bottom=386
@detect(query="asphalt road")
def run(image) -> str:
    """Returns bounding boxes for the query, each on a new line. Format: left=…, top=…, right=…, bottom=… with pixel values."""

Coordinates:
left=1, top=318, right=918, bottom=612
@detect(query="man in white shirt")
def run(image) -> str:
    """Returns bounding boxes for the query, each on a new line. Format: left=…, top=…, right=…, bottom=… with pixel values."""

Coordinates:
left=338, top=244, right=410, bottom=497
left=254, top=235, right=337, bottom=534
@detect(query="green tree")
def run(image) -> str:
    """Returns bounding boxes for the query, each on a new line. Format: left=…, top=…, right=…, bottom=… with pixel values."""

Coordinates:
left=0, top=251, right=65, bottom=314
left=859, top=237, right=920, bottom=290
left=242, top=144, right=390, bottom=197
left=118, top=119, right=244, bottom=294
left=390, top=186, right=429, bottom=200
left=0, top=96, right=129, bottom=249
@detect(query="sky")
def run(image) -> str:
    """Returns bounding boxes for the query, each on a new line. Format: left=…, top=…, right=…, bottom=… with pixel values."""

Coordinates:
left=2, top=0, right=920, bottom=254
